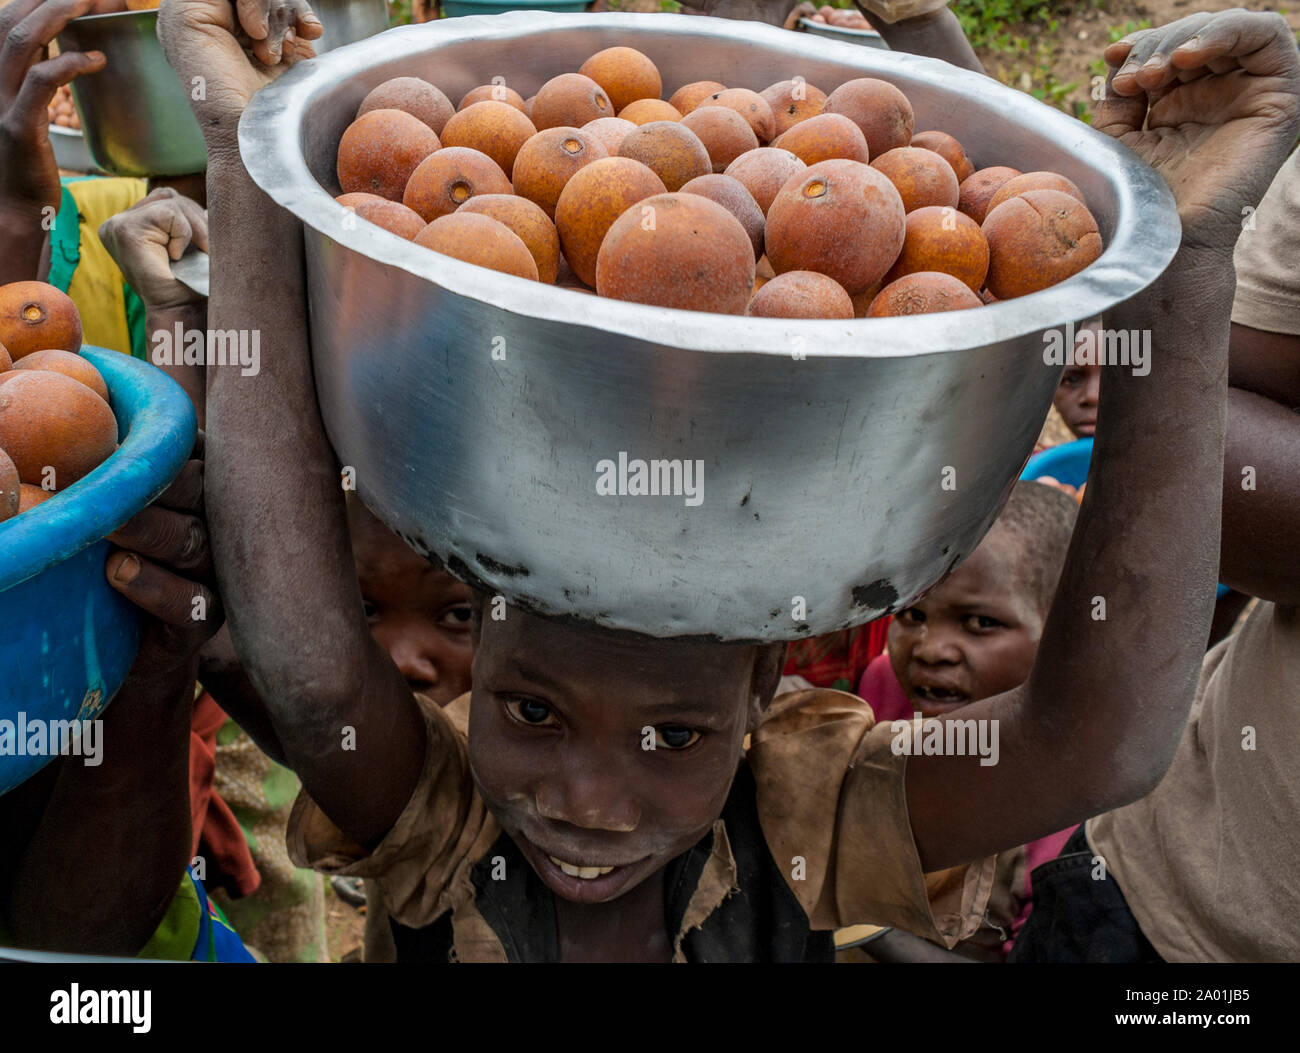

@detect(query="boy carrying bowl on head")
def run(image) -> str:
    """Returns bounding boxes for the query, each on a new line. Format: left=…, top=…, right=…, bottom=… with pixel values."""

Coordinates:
left=162, top=0, right=1300, bottom=960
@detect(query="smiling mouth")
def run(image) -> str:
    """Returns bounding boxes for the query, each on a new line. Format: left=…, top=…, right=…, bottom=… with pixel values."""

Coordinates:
left=547, top=856, right=617, bottom=880
left=913, top=684, right=970, bottom=706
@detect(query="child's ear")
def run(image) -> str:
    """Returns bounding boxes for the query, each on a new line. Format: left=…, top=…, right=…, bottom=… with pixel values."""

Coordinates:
left=747, top=642, right=788, bottom=731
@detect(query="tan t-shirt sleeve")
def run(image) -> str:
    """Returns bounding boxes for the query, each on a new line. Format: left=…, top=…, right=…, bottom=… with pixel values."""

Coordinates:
left=856, top=0, right=950, bottom=26
left=749, top=689, right=995, bottom=947
left=286, top=692, right=500, bottom=931
left=1232, top=148, right=1300, bottom=336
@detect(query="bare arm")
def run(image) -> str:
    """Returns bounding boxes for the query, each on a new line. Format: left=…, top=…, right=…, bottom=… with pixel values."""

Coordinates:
left=905, top=11, right=1300, bottom=870
left=868, top=7, right=984, bottom=74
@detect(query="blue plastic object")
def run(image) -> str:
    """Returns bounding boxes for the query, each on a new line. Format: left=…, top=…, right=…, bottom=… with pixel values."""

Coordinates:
left=0, top=348, right=196, bottom=795
left=441, top=0, right=590, bottom=17
left=1022, top=437, right=1229, bottom=600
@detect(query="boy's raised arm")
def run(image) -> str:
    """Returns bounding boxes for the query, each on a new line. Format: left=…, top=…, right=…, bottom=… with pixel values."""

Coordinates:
left=904, top=10, right=1300, bottom=870
left=159, top=0, right=424, bottom=848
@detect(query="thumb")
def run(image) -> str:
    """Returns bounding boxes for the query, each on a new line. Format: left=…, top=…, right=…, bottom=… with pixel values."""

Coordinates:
left=1093, top=67, right=1149, bottom=140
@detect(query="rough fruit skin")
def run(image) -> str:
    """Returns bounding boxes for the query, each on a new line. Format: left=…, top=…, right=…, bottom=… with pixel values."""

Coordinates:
left=772, top=113, right=869, bottom=166
left=985, top=171, right=1086, bottom=214
left=531, top=73, right=613, bottom=130
left=618, top=98, right=682, bottom=125
left=868, top=271, right=984, bottom=316
left=0, top=281, right=83, bottom=360
left=760, top=79, right=828, bottom=138
left=358, top=77, right=454, bottom=136
left=705, top=89, right=775, bottom=143
left=439, top=101, right=537, bottom=178
left=512, top=127, right=609, bottom=219
left=618, top=121, right=711, bottom=192
left=870, top=147, right=959, bottom=212
left=12, top=348, right=109, bottom=400
left=458, top=194, right=561, bottom=284
left=554, top=157, right=667, bottom=287
left=596, top=193, right=756, bottom=315
left=958, top=166, right=1022, bottom=225
left=0, top=343, right=10, bottom=371
left=764, top=159, right=906, bottom=295
left=981, top=189, right=1103, bottom=299
left=414, top=213, right=539, bottom=281
left=884, top=205, right=989, bottom=293
left=747, top=270, right=853, bottom=319
left=402, top=147, right=513, bottom=223
left=681, top=105, right=759, bottom=173
left=0, top=447, right=17, bottom=521
left=582, top=117, right=637, bottom=155
left=17, top=482, right=51, bottom=513
left=459, top=84, right=528, bottom=113
left=337, top=109, right=441, bottom=202
left=335, top=192, right=427, bottom=239
left=0, top=370, right=118, bottom=487
left=823, top=78, right=914, bottom=157
left=667, top=81, right=726, bottom=115
left=679, top=173, right=765, bottom=262
left=910, top=130, right=974, bottom=184
left=724, top=148, right=806, bottom=215
left=579, top=47, right=662, bottom=113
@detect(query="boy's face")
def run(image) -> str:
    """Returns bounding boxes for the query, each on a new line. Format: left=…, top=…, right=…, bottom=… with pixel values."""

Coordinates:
left=467, top=605, right=773, bottom=905
left=1053, top=361, right=1102, bottom=438
left=888, top=536, right=1043, bottom=718
left=349, top=505, right=474, bottom=706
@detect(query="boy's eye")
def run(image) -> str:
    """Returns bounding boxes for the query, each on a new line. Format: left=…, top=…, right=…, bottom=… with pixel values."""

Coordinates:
left=897, top=607, right=924, bottom=625
left=963, top=614, right=1003, bottom=632
left=504, top=698, right=557, bottom=727
left=654, top=726, right=700, bottom=750
left=439, top=603, right=473, bottom=628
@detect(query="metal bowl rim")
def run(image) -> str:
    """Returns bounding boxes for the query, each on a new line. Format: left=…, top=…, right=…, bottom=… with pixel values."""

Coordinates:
left=239, top=11, right=1180, bottom=359
left=798, top=17, right=883, bottom=38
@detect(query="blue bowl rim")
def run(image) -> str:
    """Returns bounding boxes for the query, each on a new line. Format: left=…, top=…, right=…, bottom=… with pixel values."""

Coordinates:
left=0, top=347, right=197, bottom=592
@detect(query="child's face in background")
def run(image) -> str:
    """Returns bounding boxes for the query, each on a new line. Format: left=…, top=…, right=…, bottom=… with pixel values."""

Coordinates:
left=1053, top=362, right=1101, bottom=438
left=467, top=604, right=771, bottom=906
left=888, top=535, right=1044, bottom=718
left=348, top=502, right=475, bottom=706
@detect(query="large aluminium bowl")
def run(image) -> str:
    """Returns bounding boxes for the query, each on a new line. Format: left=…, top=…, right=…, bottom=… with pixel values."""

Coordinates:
left=0, top=349, right=196, bottom=796
left=58, top=0, right=389, bottom=178
left=240, top=12, right=1179, bottom=643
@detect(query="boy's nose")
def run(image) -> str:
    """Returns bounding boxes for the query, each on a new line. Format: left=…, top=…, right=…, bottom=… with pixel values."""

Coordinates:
left=379, top=627, right=440, bottom=690
left=536, top=769, right=640, bottom=833
left=912, top=626, right=962, bottom=665
left=1081, top=371, right=1101, bottom=407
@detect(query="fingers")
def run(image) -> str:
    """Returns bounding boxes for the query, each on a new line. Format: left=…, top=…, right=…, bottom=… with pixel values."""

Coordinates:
left=106, top=549, right=222, bottom=631
left=107, top=503, right=211, bottom=577
left=1093, top=64, right=1149, bottom=138
left=156, top=456, right=204, bottom=513
left=1168, top=9, right=1300, bottom=80
left=293, top=0, right=323, bottom=42
left=173, top=193, right=210, bottom=255
left=1108, top=13, right=1216, bottom=96
left=7, top=48, right=104, bottom=136
left=0, top=0, right=100, bottom=101
left=239, top=0, right=318, bottom=64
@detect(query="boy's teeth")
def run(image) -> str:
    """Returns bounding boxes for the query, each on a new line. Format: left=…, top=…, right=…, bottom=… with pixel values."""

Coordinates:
left=548, top=856, right=615, bottom=879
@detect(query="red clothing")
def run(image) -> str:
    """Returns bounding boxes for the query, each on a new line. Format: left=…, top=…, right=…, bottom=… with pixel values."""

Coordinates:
left=189, top=691, right=260, bottom=898
left=784, top=618, right=890, bottom=692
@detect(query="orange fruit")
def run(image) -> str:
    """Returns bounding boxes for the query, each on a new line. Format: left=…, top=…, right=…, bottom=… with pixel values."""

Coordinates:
left=667, top=81, right=726, bottom=115
left=358, top=77, right=455, bottom=136
left=0, top=447, right=17, bottom=521
left=17, top=482, right=51, bottom=513
left=724, top=148, right=805, bottom=215
left=531, top=73, right=613, bottom=131
left=985, top=171, right=1086, bottom=215
left=0, top=281, right=83, bottom=360
left=458, top=195, right=561, bottom=284
left=0, top=342, right=11, bottom=371
left=402, top=147, right=513, bottom=223
left=0, top=371, right=117, bottom=488
left=511, top=127, right=608, bottom=219
left=618, top=121, right=711, bottom=192
left=337, top=109, right=441, bottom=202
left=823, top=78, right=914, bottom=157
left=680, top=105, right=759, bottom=173
left=868, top=272, right=983, bottom=316
left=981, top=189, right=1102, bottom=299
left=459, top=84, right=528, bottom=113
left=910, top=130, right=974, bottom=184
left=747, top=270, right=853, bottom=319
left=765, top=159, right=906, bottom=295
left=579, top=47, right=662, bottom=113
left=703, top=89, right=775, bottom=143
left=335, top=192, right=427, bottom=240
left=582, top=117, right=637, bottom=155
left=12, top=348, right=109, bottom=401
left=596, top=193, right=755, bottom=315
left=554, top=156, right=667, bottom=288
left=414, top=213, right=539, bottom=281
left=957, top=166, right=1022, bottom=225
left=759, top=78, right=828, bottom=138
left=772, top=112, right=869, bottom=166
left=440, top=101, right=537, bottom=179
left=618, top=98, right=682, bottom=125
left=883, top=205, right=989, bottom=293
left=679, top=173, right=765, bottom=262
left=870, top=147, right=959, bottom=212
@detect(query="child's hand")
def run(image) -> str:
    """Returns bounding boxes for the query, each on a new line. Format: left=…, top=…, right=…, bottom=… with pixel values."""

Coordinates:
left=157, top=0, right=320, bottom=157
left=0, top=0, right=106, bottom=225
left=106, top=439, right=224, bottom=677
left=1097, top=10, right=1300, bottom=258
left=99, top=188, right=210, bottom=311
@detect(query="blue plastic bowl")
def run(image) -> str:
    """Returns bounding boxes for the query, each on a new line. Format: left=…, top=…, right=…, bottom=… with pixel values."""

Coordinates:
left=442, top=0, right=590, bottom=17
left=0, top=348, right=196, bottom=795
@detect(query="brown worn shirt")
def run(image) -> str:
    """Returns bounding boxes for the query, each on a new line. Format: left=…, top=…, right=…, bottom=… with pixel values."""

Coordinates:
left=288, top=688, right=995, bottom=962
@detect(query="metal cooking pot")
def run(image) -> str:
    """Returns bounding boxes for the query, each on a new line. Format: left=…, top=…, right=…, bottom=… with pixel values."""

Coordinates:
left=239, top=12, right=1180, bottom=642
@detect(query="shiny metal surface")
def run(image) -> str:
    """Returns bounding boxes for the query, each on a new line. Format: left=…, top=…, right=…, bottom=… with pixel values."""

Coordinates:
left=169, top=248, right=211, bottom=298
left=58, top=0, right=388, bottom=178
left=798, top=17, right=887, bottom=49
left=240, top=12, right=1180, bottom=642
left=49, top=124, right=102, bottom=173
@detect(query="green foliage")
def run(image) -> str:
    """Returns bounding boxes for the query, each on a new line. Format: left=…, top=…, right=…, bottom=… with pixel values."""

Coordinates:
left=387, top=0, right=414, bottom=26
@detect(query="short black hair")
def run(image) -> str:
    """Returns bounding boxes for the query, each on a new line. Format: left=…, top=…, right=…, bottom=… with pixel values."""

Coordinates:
left=986, top=481, right=1079, bottom=616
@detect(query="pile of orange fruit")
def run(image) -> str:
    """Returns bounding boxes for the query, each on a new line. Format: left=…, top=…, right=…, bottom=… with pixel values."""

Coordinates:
left=332, top=45, right=1103, bottom=319
left=47, top=85, right=80, bottom=131
left=0, top=282, right=117, bottom=523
